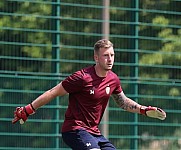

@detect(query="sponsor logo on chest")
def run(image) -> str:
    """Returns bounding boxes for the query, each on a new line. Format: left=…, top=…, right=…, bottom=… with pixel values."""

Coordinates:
left=90, top=89, right=94, bottom=94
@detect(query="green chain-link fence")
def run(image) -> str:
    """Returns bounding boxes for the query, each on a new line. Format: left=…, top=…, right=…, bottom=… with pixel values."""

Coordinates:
left=0, top=0, right=181, bottom=149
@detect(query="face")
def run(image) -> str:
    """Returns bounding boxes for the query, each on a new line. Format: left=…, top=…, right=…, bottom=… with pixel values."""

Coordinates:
left=94, top=47, right=115, bottom=71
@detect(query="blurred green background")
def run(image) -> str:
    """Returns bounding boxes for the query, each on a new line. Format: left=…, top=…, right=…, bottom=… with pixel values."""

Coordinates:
left=0, top=0, right=181, bottom=149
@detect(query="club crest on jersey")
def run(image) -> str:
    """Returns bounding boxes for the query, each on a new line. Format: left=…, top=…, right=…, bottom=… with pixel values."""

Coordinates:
left=106, top=85, right=110, bottom=94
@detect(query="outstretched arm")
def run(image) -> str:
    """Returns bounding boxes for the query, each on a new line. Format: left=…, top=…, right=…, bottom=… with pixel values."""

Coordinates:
left=12, top=82, right=68, bottom=124
left=32, top=82, right=68, bottom=109
left=112, top=91, right=166, bottom=120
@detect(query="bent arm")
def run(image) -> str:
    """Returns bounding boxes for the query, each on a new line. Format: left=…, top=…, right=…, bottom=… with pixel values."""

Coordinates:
left=112, top=91, right=143, bottom=114
left=111, top=91, right=166, bottom=120
left=32, top=82, right=68, bottom=110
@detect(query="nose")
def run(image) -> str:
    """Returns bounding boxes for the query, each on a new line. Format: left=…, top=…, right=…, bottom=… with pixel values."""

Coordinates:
left=108, top=55, right=112, bottom=61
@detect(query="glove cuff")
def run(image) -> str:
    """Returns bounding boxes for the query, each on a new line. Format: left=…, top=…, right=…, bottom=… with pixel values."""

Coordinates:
left=140, top=106, right=146, bottom=115
left=25, top=104, right=35, bottom=115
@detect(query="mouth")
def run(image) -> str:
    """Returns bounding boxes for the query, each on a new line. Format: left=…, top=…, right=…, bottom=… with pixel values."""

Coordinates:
left=107, top=64, right=112, bottom=67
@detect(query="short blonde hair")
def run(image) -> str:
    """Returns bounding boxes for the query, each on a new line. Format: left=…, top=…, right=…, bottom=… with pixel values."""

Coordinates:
left=94, top=39, right=113, bottom=54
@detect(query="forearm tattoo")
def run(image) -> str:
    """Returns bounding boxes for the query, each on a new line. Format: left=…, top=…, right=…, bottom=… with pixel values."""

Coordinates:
left=112, top=93, right=138, bottom=111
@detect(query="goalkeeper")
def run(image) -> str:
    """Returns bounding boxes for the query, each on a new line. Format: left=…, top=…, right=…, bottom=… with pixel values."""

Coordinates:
left=12, top=39, right=166, bottom=150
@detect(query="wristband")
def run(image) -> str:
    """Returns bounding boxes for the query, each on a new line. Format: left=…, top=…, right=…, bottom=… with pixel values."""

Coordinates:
left=24, top=103, right=35, bottom=115
left=140, top=106, right=146, bottom=115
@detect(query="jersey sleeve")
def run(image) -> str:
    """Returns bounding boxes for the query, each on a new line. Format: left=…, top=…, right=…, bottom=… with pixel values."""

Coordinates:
left=112, top=75, right=123, bottom=94
left=62, top=71, right=83, bottom=93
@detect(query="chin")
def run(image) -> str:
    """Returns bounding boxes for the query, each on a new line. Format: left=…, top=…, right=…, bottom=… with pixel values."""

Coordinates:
left=105, top=68, right=112, bottom=71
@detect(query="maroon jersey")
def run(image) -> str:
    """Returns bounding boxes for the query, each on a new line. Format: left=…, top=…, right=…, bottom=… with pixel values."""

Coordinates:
left=61, top=65, right=122, bottom=135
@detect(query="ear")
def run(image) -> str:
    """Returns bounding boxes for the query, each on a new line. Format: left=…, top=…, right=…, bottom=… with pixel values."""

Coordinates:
left=94, top=54, right=98, bottom=63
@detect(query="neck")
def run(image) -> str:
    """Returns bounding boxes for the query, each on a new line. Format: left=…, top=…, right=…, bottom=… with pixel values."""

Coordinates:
left=94, top=64, right=108, bottom=77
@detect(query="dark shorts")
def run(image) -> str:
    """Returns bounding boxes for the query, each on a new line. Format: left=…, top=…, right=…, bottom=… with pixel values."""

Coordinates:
left=62, top=129, right=116, bottom=150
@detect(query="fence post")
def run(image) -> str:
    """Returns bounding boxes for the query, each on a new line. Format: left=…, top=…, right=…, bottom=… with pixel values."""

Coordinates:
left=130, top=0, right=139, bottom=149
left=51, top=0, right=61, bottom=148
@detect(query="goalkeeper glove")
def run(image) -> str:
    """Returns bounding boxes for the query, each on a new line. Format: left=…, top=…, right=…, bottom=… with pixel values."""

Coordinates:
left=140, top=106, right=166, bottom=120
left=12, top=103, right=35, bottom=124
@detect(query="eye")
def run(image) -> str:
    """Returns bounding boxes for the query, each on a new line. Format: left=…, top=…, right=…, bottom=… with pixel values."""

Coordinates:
left=104, top=54, right=109, bottom=57
left=103, top=53, right=114, bottom=57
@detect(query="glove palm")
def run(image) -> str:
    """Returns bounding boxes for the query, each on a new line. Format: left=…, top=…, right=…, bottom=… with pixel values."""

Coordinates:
left=140, top=106, right=166, bottom=120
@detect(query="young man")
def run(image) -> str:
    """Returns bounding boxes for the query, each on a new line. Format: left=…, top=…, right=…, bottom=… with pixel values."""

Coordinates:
left=12, top=39, right=166, bottom=150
